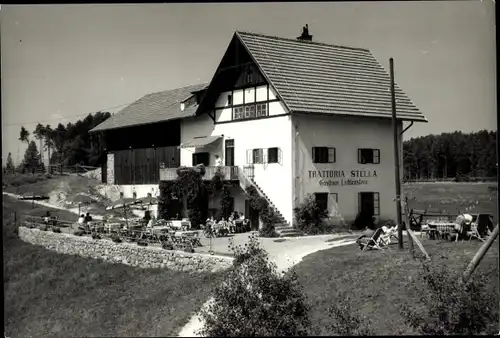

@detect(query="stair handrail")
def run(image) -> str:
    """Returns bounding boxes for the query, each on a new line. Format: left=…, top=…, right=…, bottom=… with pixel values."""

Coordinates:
left=237, top=166, right=289, bottom=225
left=237, top=165, right=259, bottom=194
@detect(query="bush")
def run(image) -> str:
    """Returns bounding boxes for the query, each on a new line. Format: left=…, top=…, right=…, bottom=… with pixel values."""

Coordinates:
left=326, top=296, right=374, bottom=335
left=199, top=234, right=311, bottom=336
left=245, top=186, right=279, bottom=238
left=293, top=195, right=333, bottom=235
left=401, top=261, right=498, bottom=335
left=111, top=233, right=122, bottom=243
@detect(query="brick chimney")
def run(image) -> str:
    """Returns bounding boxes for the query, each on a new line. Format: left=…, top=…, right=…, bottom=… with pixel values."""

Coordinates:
left=297, top=24, right=313, bottom=41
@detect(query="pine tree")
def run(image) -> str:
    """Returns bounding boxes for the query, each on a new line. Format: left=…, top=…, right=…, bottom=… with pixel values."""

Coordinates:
left=22, top=141, right=42, bottom=173
left=5, top=152, right=15, bottom=174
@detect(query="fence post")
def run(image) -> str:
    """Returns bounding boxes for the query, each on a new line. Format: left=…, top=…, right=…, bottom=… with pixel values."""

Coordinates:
left=462, top=224, right=499, bottom=284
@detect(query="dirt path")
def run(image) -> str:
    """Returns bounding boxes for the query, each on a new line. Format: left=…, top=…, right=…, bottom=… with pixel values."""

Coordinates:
left=177, top=235, right=357, bottom=337
left=2, top=192, right=105, bottom=220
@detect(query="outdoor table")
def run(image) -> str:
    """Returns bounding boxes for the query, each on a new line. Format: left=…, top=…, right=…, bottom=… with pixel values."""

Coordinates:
left=235, top=220, right=243, bottom=233
left=105, top=222, right=123, bottom=232
left=427, top=222, right=457, bottom=240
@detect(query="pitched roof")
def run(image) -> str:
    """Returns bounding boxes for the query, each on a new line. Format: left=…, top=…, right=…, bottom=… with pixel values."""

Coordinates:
left=90, top=83, right=208, bottom=132
left=235, top=31, right=427, bottom=122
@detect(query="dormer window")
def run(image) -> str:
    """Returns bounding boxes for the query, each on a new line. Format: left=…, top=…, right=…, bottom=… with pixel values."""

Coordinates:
left=180, top=102, right=185, bottom=111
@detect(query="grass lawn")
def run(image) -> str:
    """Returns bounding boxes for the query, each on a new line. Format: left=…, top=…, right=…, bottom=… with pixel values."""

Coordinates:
left=404, top=182, right=498, bottom=222
left=3, top=196, right=225, bottom=337
left=292, top=237, right=499, bottom=335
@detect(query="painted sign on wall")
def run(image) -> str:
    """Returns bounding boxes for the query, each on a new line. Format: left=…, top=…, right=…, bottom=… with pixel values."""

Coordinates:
left=308, top=169, right=378, bottom=186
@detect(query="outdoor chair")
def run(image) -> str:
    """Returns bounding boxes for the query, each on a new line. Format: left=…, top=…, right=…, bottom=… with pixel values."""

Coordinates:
left=356, top=228, right=386, bottom=251
left=467, top=215, right=488, bottom=242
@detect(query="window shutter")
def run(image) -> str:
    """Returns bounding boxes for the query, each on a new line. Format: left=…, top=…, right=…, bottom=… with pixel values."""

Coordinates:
left=263, top=149, right=268, bottom=164
left=278, top=148, right=283, bottom=164
left=358, top=149, right=362, bottom=164
left=373, top=149, right=380, bottom=164
left=247, top=149, right=253, bottom=164
left=328, top=148, right=336, bottom=163
left=374, top=192, right=380, bottom=215
left=312, top=147, right=316, bottom=163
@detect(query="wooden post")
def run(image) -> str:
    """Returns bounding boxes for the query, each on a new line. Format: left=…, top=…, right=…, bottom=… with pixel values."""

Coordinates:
left=403, top=196, right=415, bottom=257
left=14, top=212, right=17, bottom=226
left=390, top=58, right=404, bottom=250
left=462, top=224, right=499, bottom=284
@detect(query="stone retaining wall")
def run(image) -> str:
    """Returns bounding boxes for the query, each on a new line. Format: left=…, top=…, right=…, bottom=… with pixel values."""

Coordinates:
left=19, top=227, right=233, bottom=273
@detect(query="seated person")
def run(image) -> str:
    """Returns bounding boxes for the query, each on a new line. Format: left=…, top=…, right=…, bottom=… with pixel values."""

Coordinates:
left=147, top=216, right=155, bottom=229
left=228, top=215, right=236, bottom=233
left=84, top=212, right=93, bottom=223
left=77, top=214, right=87, bottom=231
left=43, top=211, right=52, bottom=224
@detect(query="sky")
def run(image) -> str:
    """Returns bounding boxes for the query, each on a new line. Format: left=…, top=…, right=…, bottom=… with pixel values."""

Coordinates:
left=1, top=2, right=496, bottom=166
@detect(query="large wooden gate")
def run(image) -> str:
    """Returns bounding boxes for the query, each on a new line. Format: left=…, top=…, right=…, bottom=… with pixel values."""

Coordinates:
left=113, top=146, right=180, bottom=185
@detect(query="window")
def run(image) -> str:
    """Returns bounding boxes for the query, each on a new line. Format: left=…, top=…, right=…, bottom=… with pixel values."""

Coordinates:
left=233, top=106, right=244, bottom=120
left=358, top=148, right=380, bottom=164
left=192, top=152, right=210, bottom=166
left=227, top=94, right=232, bottom=105
left=314, top=193, right=328, bottom=212
left=267, top=147, right=278, bottom=164
left=256, top=103, right=268, bottom=117
left=252, top=149, right=264, bottom=164
left=312, top=147, right=336, bottom=163
left=244, top=105, right=256, bottom=119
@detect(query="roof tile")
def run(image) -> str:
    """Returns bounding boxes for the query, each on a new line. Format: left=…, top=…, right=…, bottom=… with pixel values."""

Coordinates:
left=90, top=83, right=208, bottom=132
left=236, top=31, right=426, bottom=122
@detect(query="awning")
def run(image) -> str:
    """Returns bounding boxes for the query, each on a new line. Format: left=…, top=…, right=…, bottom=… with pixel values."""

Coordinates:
left=178, top=135, right=222, bottom=149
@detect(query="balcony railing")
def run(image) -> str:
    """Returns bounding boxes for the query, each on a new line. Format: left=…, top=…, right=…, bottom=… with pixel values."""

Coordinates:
left=159, top=166, right=240, bottom=181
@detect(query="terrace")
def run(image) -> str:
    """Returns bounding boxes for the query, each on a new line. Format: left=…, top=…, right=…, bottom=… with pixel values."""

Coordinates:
left=159, top=165, right=254, bottom=182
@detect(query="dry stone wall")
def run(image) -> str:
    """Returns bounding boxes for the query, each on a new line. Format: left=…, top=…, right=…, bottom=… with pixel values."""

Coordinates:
left=19, top=227, right=233, bottom=273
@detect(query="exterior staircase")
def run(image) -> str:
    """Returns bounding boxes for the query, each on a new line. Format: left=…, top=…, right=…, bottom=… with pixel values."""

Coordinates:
left=237, top=167, right=304, bottom=237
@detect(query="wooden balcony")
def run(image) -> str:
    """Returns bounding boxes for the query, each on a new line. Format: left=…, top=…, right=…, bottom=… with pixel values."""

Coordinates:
left=159, top=166, right=240, bottom=181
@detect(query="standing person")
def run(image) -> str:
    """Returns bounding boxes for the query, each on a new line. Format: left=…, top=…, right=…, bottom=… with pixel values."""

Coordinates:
left=214, top=155, right=222, bottom=167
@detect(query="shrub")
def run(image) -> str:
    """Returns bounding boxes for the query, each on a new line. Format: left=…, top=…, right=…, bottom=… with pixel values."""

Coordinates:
left=52, top=227, right=62, bottom=233
left=111, top=233, right=122, bottom=243
left=245, top=186, right=279, bottom=238
left=293, top=195, right=332, bottom=235
left=326, top=295, right=374, bottom=335
left=162, top=241, right=174, bottom=250
left=199, top=234, right=311, bottom=336
left=400, top=261, right=498, bottom=335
